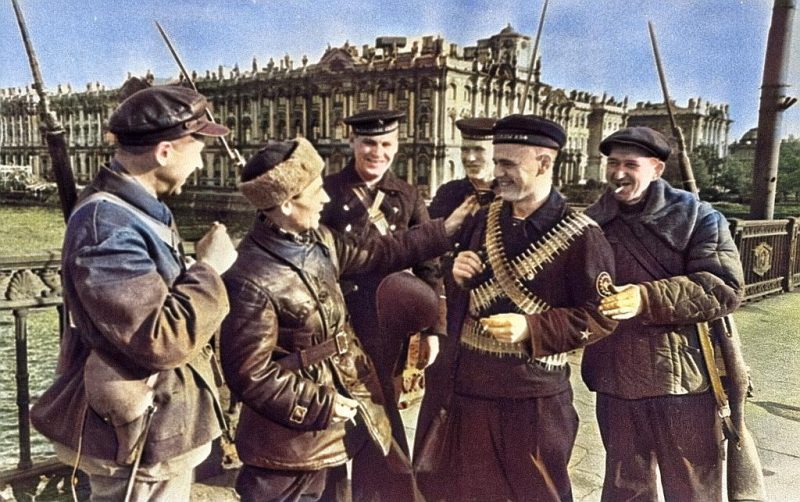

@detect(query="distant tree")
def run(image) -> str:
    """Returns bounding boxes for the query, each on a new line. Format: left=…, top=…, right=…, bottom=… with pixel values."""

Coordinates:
left=778, top=139, right=800, bottom=201
left=717, top=156, right=753, bottom=203
left=690, top=145, right=724, bottom=198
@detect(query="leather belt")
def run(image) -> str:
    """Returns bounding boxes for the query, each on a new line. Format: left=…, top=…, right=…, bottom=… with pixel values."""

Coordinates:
left=276, top=331, right=351, bottom=371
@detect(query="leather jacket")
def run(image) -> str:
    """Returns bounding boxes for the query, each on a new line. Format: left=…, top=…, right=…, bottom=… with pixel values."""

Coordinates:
left=221, top=213, right=451, bottom=470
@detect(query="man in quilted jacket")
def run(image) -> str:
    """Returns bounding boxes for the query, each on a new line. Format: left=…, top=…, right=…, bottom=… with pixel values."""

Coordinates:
left=583, top=126, right=745, bottom=501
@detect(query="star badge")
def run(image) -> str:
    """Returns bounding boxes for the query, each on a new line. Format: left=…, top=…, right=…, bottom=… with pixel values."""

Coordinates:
left=580, top=329, right=592, bottom=341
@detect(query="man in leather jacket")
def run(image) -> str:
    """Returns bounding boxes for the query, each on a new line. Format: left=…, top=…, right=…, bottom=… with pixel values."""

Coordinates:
left=30, top=86, right=238, bottom=501
left=221, top=137, right=474, bottom=502
left=583, top=126, right=745, bottom=501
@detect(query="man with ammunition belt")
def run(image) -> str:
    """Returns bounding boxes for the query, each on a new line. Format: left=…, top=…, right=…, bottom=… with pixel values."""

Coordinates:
left=583, top=126, right=745, bottom=501
left=320, top=110, right=444, bottom=500
left=220, top=137, right=474, bottom=501
left=414, top=114, right=618, bottom=502
left=31, top=85, right=237, bottom=501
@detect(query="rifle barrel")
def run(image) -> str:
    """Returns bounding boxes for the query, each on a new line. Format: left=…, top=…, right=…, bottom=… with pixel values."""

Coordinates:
left=647, top=22, right=679, bottom=134
left=647, top=21, right=698, bottom=196
left=11, top=0, right=77, bottom=220
left=11, top=0, right=53, bottom=127
left=519, top=0, right=549, bottom=114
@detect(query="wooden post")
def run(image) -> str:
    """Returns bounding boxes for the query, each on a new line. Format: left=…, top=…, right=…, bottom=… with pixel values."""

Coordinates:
left=786, top=216, right=798, bottom=292
left=13, top=308, right=32, bottom=470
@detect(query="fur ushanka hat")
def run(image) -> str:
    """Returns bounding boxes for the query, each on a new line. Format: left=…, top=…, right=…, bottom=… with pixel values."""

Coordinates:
left=238, top=137, right=325, bottom=209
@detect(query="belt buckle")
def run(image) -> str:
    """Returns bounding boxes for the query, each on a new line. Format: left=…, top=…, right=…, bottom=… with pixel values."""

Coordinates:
left=334, top=332, right=349, bottom=355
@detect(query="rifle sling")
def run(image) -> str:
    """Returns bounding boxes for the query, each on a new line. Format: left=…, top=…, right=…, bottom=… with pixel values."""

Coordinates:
left=611, top=218, right=740, bottom=443
left=353, top=186, right=389, bottom=235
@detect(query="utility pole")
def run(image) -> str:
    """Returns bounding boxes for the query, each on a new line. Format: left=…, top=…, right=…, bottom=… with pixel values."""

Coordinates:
left=750, top=0, right=797, bottom=219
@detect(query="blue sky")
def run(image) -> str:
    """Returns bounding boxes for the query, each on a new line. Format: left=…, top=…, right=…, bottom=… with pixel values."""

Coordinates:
left=2, top=0, right=799, bottom=141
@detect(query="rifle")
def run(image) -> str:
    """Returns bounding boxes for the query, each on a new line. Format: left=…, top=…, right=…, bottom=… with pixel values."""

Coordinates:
left=154, top=21, right=246, bottom=171
left=519, top=0, right=549, bottom=114
left=648, top=21, right=766, bottom=502
left=11, top=0, right=77, bottom=221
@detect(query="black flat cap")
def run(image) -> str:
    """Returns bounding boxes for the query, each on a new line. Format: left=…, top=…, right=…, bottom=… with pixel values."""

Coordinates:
left=600, top=127, right=671, bottom=161
left=456, top=117, right=496, bottom=141
left=344, top=109, right=405, bottom=136
left=492, top=114, right=566, bottom=149
left=108, top=85, right=229, bottom=146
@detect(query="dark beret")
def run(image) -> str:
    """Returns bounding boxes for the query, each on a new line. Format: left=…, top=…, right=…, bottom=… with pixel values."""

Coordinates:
left=599, top=127, right=671, bottom=161
left=376, top=271, right=439, bottom=335
left=492, top=114, right=566, bottom=149
left=456, top=117, right=496, bottom=141
left=108, top=85, right=228, bottom=146
left=344, top=109, right=405, bottom=136
left=241, top=140, right=297, bottom=182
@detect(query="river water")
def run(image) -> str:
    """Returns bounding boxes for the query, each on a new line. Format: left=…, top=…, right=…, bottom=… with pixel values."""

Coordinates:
left=0, top=203, right=254, bottom=469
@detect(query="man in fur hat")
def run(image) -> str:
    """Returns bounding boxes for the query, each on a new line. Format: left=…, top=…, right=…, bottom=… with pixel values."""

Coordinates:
left=220, top=137, right=475, bottom=502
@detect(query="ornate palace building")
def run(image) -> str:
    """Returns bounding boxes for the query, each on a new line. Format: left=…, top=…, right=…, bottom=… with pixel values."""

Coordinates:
left=627, top=98, right=732, bottom=158
left=0, top=26, right=731, bottom=198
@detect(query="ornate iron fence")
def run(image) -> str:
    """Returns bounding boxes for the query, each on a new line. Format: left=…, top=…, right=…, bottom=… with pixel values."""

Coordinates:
left=1, top=218, right=799, bottom=498
left=0, top=251, right=74, bottom=499
left=729, top=217, right=800, bottom=301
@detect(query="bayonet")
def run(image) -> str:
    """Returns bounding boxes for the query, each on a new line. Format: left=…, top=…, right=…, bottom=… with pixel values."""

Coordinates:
left=155, top=21, right=246, bottom=170
left=519, top=0, right=549, bottom=114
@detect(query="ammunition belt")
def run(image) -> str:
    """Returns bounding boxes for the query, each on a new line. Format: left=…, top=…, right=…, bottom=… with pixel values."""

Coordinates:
left=469, top=201, right=596, bottom=314
left=460, top=316, right=529, bottom=358
left=459, top=317, right=568, bottom=370
left=461, top=200, right=593, bottom=371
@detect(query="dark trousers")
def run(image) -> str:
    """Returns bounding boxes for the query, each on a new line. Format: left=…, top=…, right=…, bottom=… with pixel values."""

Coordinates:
left=236, top=464, right=348, bottom=502
left=596, top=392, right=723, bottom=502
left=423, top=389, right=578, bottom=502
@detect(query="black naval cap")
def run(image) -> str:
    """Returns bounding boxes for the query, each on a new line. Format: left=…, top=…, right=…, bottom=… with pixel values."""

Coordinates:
left=456, top=117, right=496, bottom=141
left=344, top=109, right=405, bottom=136
left=108, top=85, right=229, bottom=146
left=599, top=126, right=672, bottom=161
left=492, top=114, right=566, bottom=149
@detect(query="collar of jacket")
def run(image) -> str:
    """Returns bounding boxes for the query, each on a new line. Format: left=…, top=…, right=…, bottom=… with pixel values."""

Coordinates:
left=80, top=161, right=174, bottom=225
left=247, top=212, right=329, bottom=270
left=585, top=178, right=702, bottom=252
left=503, top=188, right=567, bottom=235
left=339, top=159, right=405, bottom=194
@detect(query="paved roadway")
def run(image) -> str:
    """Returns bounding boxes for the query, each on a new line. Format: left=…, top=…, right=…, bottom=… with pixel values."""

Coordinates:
left=191, top=291, right=800, bottom=501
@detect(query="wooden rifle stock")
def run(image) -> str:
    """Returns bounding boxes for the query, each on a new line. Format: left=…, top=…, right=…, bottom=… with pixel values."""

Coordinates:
left=11, top=0, right=78, bottom=222
left=648, top=21, right=766, bottom=501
